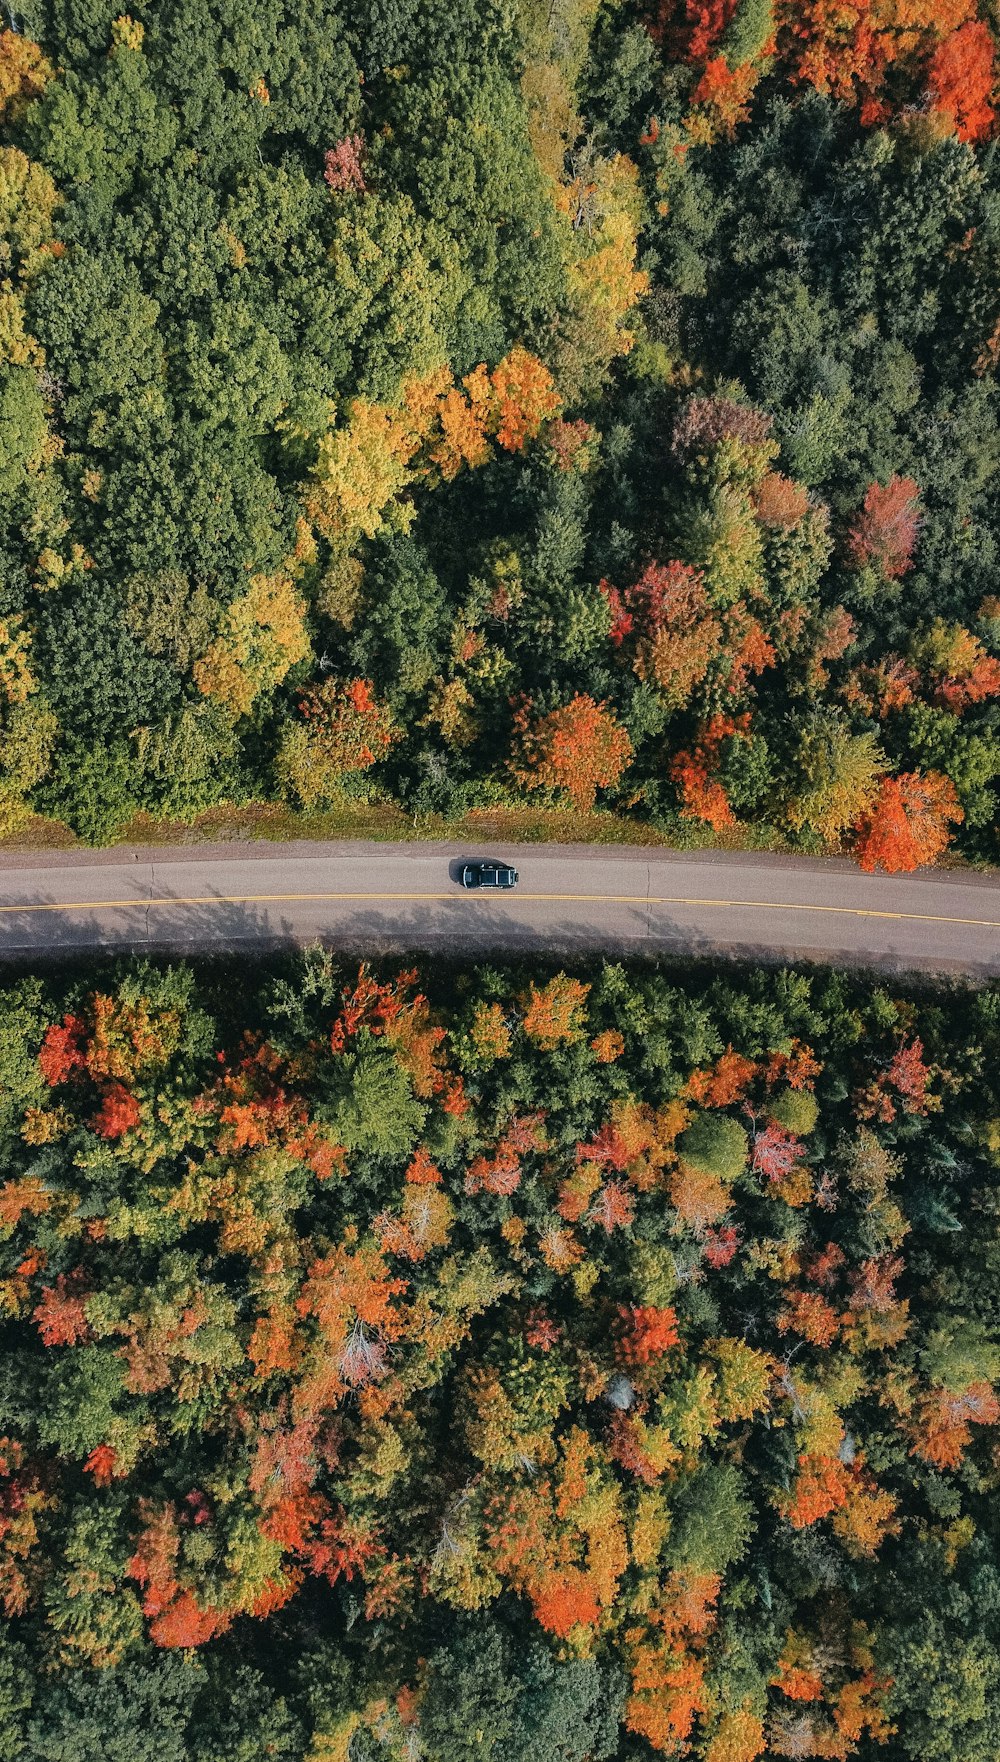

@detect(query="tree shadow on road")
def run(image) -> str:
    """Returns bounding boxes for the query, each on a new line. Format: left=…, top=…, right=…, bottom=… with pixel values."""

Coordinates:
left=303, top=901, right=714, bottom=960
left=0, top=890, right=278, bottom=961
left=0, top=886, right=991, bottom=985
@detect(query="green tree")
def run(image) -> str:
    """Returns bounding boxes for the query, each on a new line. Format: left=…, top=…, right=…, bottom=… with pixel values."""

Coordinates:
left=677, top=1111, right=749, bottom=1182
left=320, top=1039, right=427, bottom=1159
left=785, top=712, right=888, bottom=844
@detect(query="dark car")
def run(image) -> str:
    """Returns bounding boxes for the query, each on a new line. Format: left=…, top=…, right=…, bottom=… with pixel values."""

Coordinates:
left=460, top=859, right=519, bottom=890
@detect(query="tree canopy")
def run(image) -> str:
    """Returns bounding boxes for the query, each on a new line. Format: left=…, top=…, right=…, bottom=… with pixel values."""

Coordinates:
left=0, top=0, right=997, bottom=864
left=0, top=949, right=998, bottom=1757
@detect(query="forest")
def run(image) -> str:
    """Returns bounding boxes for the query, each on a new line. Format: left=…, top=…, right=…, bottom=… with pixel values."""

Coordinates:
left=0, top=0, right=998, bottom=862
left=3, top=3, right=1000, bottom=1758
left=0, top=948, right=998, bottom=1758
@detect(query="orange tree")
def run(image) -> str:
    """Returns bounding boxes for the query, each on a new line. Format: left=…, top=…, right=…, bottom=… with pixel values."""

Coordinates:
left=511, top=694, right=633, bottom=811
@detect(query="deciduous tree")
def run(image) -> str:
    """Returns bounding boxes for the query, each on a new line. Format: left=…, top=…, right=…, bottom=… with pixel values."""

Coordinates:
left=512, top=695, right=633, bottom=810
left=853, top=770, right=963, bottom=873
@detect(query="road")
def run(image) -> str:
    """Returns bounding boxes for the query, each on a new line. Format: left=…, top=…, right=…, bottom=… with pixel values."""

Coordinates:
left=0, top=839, right=998, bottom=974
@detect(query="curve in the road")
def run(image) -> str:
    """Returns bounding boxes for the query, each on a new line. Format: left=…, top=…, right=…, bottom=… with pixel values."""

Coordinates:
left=0, top=841, right=998, bottom=974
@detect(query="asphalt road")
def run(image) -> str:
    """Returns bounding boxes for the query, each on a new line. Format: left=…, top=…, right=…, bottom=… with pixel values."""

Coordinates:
left=0, top=839, right=998, bottom=975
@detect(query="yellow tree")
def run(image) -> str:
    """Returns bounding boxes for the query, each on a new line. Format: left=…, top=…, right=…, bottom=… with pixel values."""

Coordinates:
left=0, top=32, right=52, bottom=123
left=277, top=678, right=398, bottom=809
left=194, top=573, right=310, bottom=717
left=786, top=713, right=888, bottom=843
left=303, top=399, right=426, bottom=549
left=563, top=155, right=649, bottom=371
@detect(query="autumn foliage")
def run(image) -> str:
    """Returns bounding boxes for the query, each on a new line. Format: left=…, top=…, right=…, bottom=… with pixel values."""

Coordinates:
left=623, top=561, right=722, bottom=707
left=853, top=769, right=963, bottom=872
left=512, top=693, right=633, bottom=809
left=671, top=713, right=751, bottom=830
left=0, top=30, right=53, bottom=120
left=305, top=348, right=563, bottom=549
left=277, top=676, right=399, bottom=808
left=0, top=950, right=994, bottom=1762
left=847, top=475, right=921, bottom=578
left=2, top=0, right=1000, bottom=1736
left=650, top=1, right=999, bottom=145
left=927, top=20, right=996, bottom=143
left=1, top=0, right=999, bottom=887
left=323, top=133, right=366, bottom=192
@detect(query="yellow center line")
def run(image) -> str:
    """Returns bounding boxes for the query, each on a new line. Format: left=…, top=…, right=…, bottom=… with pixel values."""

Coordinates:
left=0, top=891, right=997, bottom=929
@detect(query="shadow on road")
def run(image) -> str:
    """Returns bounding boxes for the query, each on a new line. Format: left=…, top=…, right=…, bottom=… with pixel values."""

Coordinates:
left=0, top=889, right=277, bottom=959
left=0, top=890, right=695, bottom=960
left=302, top=901, right=716, bottom=961
left=0, top=883, right=995, bottom=983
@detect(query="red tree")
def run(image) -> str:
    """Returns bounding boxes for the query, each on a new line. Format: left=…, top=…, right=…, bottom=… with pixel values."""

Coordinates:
left=84, top=1444, right=119, bottom=1485
left=93, top=1083, right=142, bottom=1140
left=324, top=134, right=366, bottom=192
left=38, top=1015, right=87, bottom=1085
left=671, top=394, right=772, bottom=455
left=524, top=1308, right=562, bottom=1351
left=784, top=1453, right=851, bottom=1529
left=590, top=1181, right=636, bottom=1234
left=935, top=653, right=1000, bottom=713
left=600, top=580, right=634, bottom=647
left=651, top=0, right=739, bottom=61
left=619, top=1304, right=680, bottom=1365
left=928, top=22, right=996, bottom=145
left=885, top=1040, right=934, bottom=1113
left=670, top=713, right=751, bottom=831
left=632, top=561, right=707, bottom=631
left=910, top=1382, right=1000, bottom=1470
left=856, top=1037, right=935, bottom=1123
left=690, top=54, right=759, bottom=134
left=853, top=770, right=963, bottom=873
left=622, top=561, right=723, bottom=707
left=751, top=1121, right=804, bottom=1182
left=778, top=1290, right=841, bottom=1348
left=33, top=1274, right=90, bottom=1346
left=847, top=475, right=921, bottom=578
left=755, top=471, right=809, bottom=527
left=920, top=623, right=1000, bottom=713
